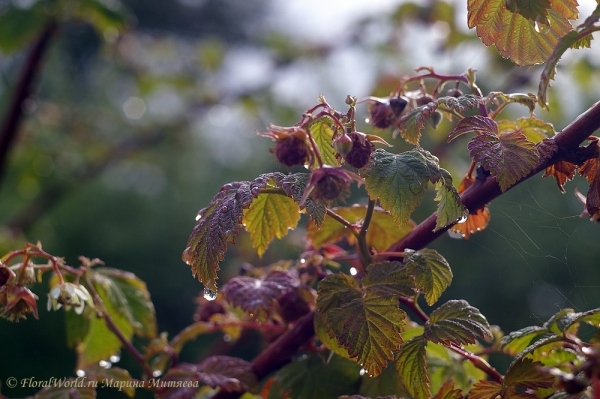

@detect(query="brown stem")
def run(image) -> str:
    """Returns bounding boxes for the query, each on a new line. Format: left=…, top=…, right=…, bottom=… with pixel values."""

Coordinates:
left=84, top=274, right=153, bottom=377
left=0, top=22, right=57, bottom=182
left=212, top=311, right=315, bottom=399
left=387, top=100, right=600, bottom=254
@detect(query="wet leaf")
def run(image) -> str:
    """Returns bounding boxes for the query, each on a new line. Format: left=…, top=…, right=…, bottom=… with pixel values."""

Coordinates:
left=468, top=131, right=539, bottom=191
left=497, top=117, right=555, bottom=144
left=501, top=326, right=553, bottom=356
left=221, top=270, right=300, bottom=320
left=468, top=0, right=576, bottom=66
left=275, top=173, right=327, bottom=228
left=403, top=249, right=452, bottom=306
left=424, top=299, right=492, bottom=346
left=395, top=336, right=429, bottom=399
left=243, top=189, right=300, bottom=257
left=316, top=267, right=410, bottom=376
left=433, top=169, right=467, bottom=232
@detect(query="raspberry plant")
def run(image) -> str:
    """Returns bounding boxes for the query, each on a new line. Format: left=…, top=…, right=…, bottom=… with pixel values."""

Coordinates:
left=3, top=1, right=600, bottom=399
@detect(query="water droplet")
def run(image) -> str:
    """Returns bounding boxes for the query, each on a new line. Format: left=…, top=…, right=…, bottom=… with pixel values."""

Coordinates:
left=359, top=368, right=367, bottom=376
left=300, top=258, right=306, bottom=264
left=350, top=267, right=358, bottom=276
left=251, top=187, right=260, bottom=196
left=99, top=360, right=111, bottom=369
left=110, top=354, right=120, bottom=363
left=221, top=206, right=228, bottom=212
left=534, top=16, right=551, bottom=34
left=364, top=118, right=371, bottom=124
left=203, top=288, right=218, bottom=301
left=456, top=211, right=469, bottom=224
left=152, top=370, right=163, bottom=377
left=223, top=334, right=232, bottom=342
left=195, top=214, right=202, bottom=221
left=76, top=370, right=86, bottom=377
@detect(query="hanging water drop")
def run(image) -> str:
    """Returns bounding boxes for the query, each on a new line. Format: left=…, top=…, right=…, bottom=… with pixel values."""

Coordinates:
left=359, top=368, right=367, bottom=376
left=110, top=354, right=121, bottom=363
left=99, top=360, right=111, bottom=369
left=195, top=214, right=202, bottom=221
left=152, top=370, right=163, bottom=377
left=350, top=267, right=358, bottom=276
left=456, top=211, right=469, bottom=224
left=76, top=370, right=86, bottom=377
left=203, top=287, right=218, bottom=301
left=534, top=16, right=551, bottom=34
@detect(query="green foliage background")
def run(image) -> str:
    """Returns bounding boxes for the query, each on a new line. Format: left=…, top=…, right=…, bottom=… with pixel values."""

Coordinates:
left=1, top=0, right=600, bottom=397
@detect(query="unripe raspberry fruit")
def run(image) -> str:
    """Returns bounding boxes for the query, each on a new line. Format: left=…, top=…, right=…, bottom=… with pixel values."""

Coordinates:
left=345, top=132, right=374, bottom=169
left=369, top=102, right=393, bottom=129
left=447, top=88, right=463, bottom=98
left=273, top=136, right=309, bottom=167
left=313, top=174, right=348, bottom=201
left=416, top=94, right=434, bottom=107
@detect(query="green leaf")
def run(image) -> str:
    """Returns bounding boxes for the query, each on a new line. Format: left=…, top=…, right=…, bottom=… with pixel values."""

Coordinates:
left=358, top=365, right=408, bottom=398
left=275, top=173, right=327, bottom=228
left=271, top=353, right=361, bottom=399
left=361, top=149, right=439, bottom=226
left=95, top=268, right=157, bottom=339
left=500, top=326, right=553, bottom=356
left=30, top=380, right=97, bottom=399
left=317, top=271, right=408, bottom=376
left=467, top=0, right=577, bottom=66
left=425, top=299, right=492, bottom=346
left=395, top=336, right=430, bottom=399
left=310, top=118, right=340, bottom=167
left=403, top=249, right=452, bottom=306
left=468, top=131, right=539, bottom=191
left=243, top=189, right=300, bottom=257
left=434, top=169, right=467, bottom=232
left=505, top=358, right=555, bottom=391
left=77, top=276, right=135, bottom=369
left=435, top=381, right=464, bottom=399
left=363, top=261, right=416, bottom=299
left=505, top=0, right=551, bottom=22
left=306, top=205, right=414, bottom=252
left=566, top=307, right=600, bottom=331
left=65, top=310, right=91, bottom=348
left=314, top=309, right=351, bottom=359
left=0, top=4, right=47, bottom=54
left=74, top=0, right=130, bottom=35
left=448, top=116, right=498, bottom=143
left=497, top=117, right=555, bottom=144
left=543, top=308, right=577, bottom=334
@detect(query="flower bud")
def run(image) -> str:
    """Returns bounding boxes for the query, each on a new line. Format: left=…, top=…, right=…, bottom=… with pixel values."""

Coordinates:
left=0, top=284, right=39, bottom=322
left=335, top=134, right=353, bottom=159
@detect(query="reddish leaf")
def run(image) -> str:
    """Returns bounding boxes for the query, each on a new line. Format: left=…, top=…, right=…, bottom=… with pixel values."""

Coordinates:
left=468, top=131, right=539, bottom=191
left=543, top=161, right=576, bottom=193
left=449, top=175, right=490, bottom=239
left=469, top=380, right=503, bottom=399
left=505, top=358, right=555, bottom=391
left=467, top=0, right=576, bottom=65
left=586, top=172, right=600, bottom=221
left=197, top=356, right=258, bottom=393
left=221, top=270, right=300, bottom=320
left=435, top=381, right=464, bottom=399
left=578, top=157, right=599, bottom=183
left=448, top=116, right=498, bottom=143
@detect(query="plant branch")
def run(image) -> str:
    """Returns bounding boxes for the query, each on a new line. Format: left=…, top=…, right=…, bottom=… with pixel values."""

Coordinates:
left=212, top=311, right=316, bottom=399
left=0, top=22, right=57, bottom=182
left=84, top=274, right=153, bottom=377
left=387, top=100, right=600, bottom=254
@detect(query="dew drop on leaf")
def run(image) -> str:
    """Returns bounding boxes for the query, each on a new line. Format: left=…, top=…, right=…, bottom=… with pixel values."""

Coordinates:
left=152, top=370, right=163, bottom=377
left=251, top=187, right=260, bottom=196
left=360, top=368, right=367, bottom=376
left=350, top=267, right=358, bottom=276
left=99, top=360, right=111, bottom=369
left=195, top=214, right=202, bottom=221
left=203, top=287, right=218, bottom=301
left=76, top=370, right=86, bottom=377
left=223, top=334, right=232, bottom=342
left=534, top=19, right=551, bottom=34
left=110, top=354, right=120, bottom=363
left=300, top=258, right=306, bottom=264
left=456, top=212, right=469, bottom=224
left=221, top=206, right=228, bottom=212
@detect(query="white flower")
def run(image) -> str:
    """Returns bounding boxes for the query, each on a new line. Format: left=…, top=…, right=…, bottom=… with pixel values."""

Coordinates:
left=47, top=282, right=93, bottom=315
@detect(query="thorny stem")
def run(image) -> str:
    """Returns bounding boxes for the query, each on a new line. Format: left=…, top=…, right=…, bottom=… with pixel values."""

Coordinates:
left=84, top=274, right=153, bottom=377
